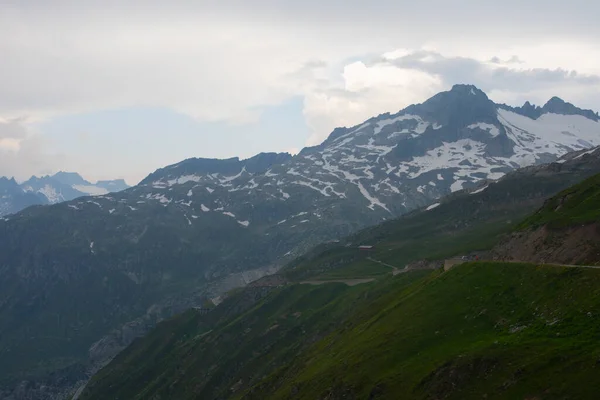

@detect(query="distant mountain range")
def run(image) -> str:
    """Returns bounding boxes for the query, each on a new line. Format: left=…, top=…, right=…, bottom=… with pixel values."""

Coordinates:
left=1, top=84, right=600, bottom=399
left=0, top=172, right=129, bottom=216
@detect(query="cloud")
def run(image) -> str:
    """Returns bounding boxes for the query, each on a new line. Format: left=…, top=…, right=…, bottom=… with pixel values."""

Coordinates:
left=303, top=62, right=443, bottom=145
left=1, top=2, right=598, bottom=122
left=299, top=48, right=600, bottom=145
left=0, top=118, right=28, bottom=152
left=489, top=55, right=524, bottom=65
left=0, top=2, right=599, bottom=179
left=0, top=119, right=67, bottom=180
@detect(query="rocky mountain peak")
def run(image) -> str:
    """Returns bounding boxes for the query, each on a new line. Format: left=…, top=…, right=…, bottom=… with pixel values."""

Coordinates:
left=500, top=96, right=599, bottom=121
left=52, top=171, right=89, bottom=186
left=0, top=176, right=18, bottom=185
left=449, top=83, right=487, bottom=96
left=542, top=97, right=599, bottom=121
left=140, top=152, right=293, bottom=186
left=405, top=84, right=497, bottom=128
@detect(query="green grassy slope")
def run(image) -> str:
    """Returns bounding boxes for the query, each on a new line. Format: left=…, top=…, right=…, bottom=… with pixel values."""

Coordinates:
left=80, top=263, right=600, bottom=400
left=246, top=263, right=600, bottom=400
left=79, top=271, right=430, bottom=400
left=79, top=167, right=600, bottom=399
left=283, top=165, right=599, bottom=281
left=520, top=173, right=600, bottom=229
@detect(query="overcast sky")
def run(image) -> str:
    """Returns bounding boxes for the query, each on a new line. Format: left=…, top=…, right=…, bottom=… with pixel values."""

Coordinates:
left=1, top=1, right=599, bottom=184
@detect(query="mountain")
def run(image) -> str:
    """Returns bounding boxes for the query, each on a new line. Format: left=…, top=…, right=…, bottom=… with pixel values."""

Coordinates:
left=23, top=171, right=130, bottom=201
left=94, top=179, right=130, bottom=192
left=7, top=148, right=600, bottom=400
left=78, top=171, right=600, bottom=400
left=491, top=172, right=600, bottom=265
left=20, top=175, right=88, bottom=204
left=1, top=85, right=600, bottom=398
left=0, top=177, right=48, bottom=217
left=281, top=146, right=600, bottom=283
left=79, top=264, right=600, bottom=400
left=141, top=85, right=600, bottom=222
left=499, top=96, right=599, bottom=121
left=0, top=172, right=132, bottom=217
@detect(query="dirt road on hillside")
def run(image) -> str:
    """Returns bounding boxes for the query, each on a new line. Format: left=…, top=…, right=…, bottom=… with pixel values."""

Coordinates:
left=367, top=257, right=408, bottom=275
left=299, top=278, right=376, bottom=286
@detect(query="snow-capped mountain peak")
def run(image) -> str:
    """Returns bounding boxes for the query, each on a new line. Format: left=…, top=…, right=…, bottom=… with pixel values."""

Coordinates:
left=0, top=172, right=131, bottom=216
left=131, top=84, right=600, bottom=231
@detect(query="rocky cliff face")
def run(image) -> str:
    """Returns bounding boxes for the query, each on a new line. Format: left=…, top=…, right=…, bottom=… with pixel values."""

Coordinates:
left=492, top=160, right=600, bottom=265
left=491, top=223, right=600, bottom=265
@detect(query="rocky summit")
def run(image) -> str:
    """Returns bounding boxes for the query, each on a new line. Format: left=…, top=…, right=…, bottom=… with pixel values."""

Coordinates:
left=139, top=84, right=600, bottom=222
left=1, top=84, right=599, bottom=399
left=0, top=172, right=130, bottom=216
left=0, top=177, right=48, bottom=217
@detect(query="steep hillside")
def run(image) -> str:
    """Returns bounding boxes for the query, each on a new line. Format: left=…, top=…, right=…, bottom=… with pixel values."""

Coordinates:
left=283, top=147, right=600, bottom=281
left=80, top=262, right=600, bottom=400
left=78, top=156, right=600, bottom=400
left=519, top=171, right=600, bottom=229
left=492, top=165, right=600, bottom=265
left=1, top=85, right=600, bottom=398
left=77, top=150, right=600, bottom=400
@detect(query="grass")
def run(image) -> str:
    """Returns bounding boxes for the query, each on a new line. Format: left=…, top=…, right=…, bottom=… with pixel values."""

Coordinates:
left=283, top=214, right=525, bottom=282
left=80, top=263, right=600, bottom=400
left=246, top=262, right=600, bottom=400
left=519, top=173, right=600, bottom=229
left=79, top=172, right=600, bottom=399
left=311, top=258, right=393, bottom=279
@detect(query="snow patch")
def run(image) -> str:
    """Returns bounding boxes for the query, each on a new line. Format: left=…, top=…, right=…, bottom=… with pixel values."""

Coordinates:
left=574, top=148, right=597, bottom=159
left=426, top=203, right=440, bottom=211
left=87, top=201, right=102, bottom=208
left=468, top=122, right=500, bottom=137
left=450, top=180, right=466, bottom=192
left=471, top=186, right=488, bottom=194
left=145, top=193, right=172, bottom=204
left=219, top=167, right=246, bottom=183
left=73, top=185, right=109, bottom=196
left=278, top=189, right=290, bottom=199
left=167, top=175, right=202, bottom=186
left=38, top=185, right=64, bottom=204
left=356, top=181, right=389, bottom=212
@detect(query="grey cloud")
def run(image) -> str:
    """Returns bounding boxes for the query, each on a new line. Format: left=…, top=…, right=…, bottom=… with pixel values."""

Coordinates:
left=489, top=55, right=524, bottom=65
left=383, top=51, right=600, bottom=101
left=0, top=118, right=28, bottom=139
left=0, top=120, right=66, bottom=180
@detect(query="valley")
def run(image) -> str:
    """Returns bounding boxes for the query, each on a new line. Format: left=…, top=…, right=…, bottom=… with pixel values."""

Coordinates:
left=77, top=169, right=600, bottom=399
left=1, top=86, right=600, bottom=399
